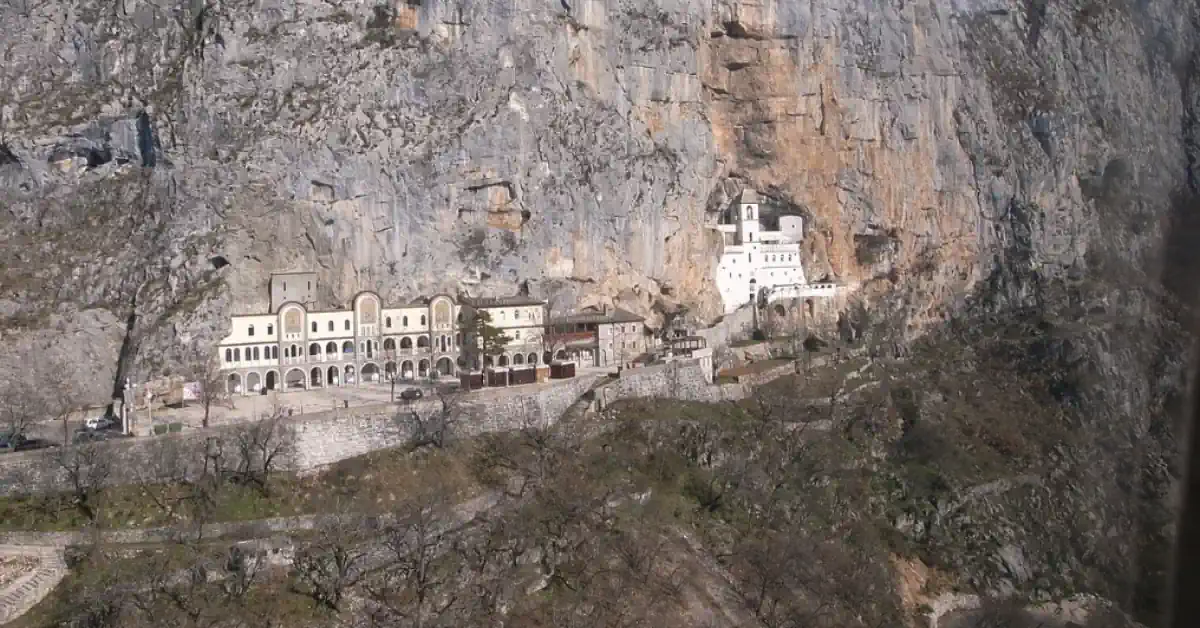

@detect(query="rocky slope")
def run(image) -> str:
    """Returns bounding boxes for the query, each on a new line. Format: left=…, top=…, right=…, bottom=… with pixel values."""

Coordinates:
left=0, top=0, right=1196, bottom=400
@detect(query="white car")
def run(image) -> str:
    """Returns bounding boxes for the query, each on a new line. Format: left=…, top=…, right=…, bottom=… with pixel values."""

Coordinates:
left=84, top=416, right=113, bottom=431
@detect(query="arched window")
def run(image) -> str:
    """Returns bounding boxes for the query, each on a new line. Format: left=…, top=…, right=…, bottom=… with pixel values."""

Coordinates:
left=514, top=309, right=520, bottom=319
left=457, top=312, right=463, bottom=323
left=403, top=316, right=409, bottom=326
left=225, top=348, right=232, bottom=362
left=515, top=330, right=521, bottom=339
left=272, top=346, right=279, bottom=359
left=312, top=321, right=318, bottom=332
left=234, top=348, right=241, bottom=362
left=328, top=321, right=334, bottom=332
left=345, top=320, right=351, bottom=331
left=326, top=341, right=337, bottom=354
left=420, top=315, right=426, bottom=326
left=248, top=325, right=255, bottom=337
left=253, top=347, right=260, bottom=360
left=386, top=316, right=392, bottom=328
left=267, top=324, right=274, bottom=335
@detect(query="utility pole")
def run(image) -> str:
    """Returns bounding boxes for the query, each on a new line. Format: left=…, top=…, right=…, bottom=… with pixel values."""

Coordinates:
left=144, top=388, right=153, bottom=436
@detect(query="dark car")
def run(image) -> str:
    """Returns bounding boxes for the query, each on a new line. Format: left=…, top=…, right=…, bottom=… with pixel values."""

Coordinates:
left=399, top=388, right=424, bottom=401
left=73, top=430, right=128, bottom=445
left=14, top=438, right=58, bottom=452
left=0, top=433, right=23, bottom=453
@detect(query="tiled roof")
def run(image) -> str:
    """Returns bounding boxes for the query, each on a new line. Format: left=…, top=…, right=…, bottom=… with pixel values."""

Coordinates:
left=548, top=307, right=645, bottom=326
left=461, top=295, right=546, bottom=308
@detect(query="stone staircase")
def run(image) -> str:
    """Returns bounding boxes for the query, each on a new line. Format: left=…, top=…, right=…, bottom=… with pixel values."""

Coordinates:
left=0, top=546, right=68, bottom=625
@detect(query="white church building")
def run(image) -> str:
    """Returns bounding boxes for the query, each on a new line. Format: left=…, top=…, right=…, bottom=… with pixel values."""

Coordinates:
left=712, top=190, right=837, bottom=314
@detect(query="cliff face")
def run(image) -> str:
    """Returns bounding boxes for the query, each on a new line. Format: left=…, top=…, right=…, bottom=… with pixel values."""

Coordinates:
left=0, top=0, right=1197, bottom=398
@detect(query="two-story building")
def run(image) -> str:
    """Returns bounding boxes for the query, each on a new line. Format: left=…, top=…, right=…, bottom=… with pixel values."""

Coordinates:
left=545, top=306, right=650, bottom=368
left=459, top=295, right=547, bottom=369
left=218, top=276, right=561, bottom=395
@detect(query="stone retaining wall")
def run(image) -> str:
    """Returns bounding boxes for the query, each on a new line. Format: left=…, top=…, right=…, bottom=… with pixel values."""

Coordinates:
left=0, top=375, right=605, bottom=497
left=595, top=359, right=747, bottom=410
left=0, top=360, right=760, bottom=498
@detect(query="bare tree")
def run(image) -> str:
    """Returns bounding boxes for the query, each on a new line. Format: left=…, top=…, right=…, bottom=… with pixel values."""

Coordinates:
left=50, top=442, right=114, bottom=522
left=365, top=493, right=461, bottom=627
left=230, top=407, right=293, bottom=495
left=405, top=389, right=460, bottom=449
left=0, top=361, right=77, bottom=441
left=291, top=515, right=372, bottom=612
left=131, top=436, right=194, bottom=521
left=186, top=347, right=226, bottom=429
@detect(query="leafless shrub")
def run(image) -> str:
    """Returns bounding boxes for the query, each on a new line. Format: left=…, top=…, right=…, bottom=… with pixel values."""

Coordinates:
left=291, top=515, right=372, bottom=612
left=229, top=407, right=293, bottom=495
left=49, top=442, right=114, bottom=522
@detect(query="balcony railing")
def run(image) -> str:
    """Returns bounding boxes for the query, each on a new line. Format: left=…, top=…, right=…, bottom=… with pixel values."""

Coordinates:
left=546, top=331, right=596, bottom=344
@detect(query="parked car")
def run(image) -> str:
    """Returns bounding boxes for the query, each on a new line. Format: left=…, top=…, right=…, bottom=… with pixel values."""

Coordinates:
left=14, top=438, right=57, bottom=452
left=0, top=432, right=25, bottom=453
left=84, top=416, right=114, bottom=431
left=73, top=430, right=124, bottom=444
left=399, top=388, right=424, bottom=401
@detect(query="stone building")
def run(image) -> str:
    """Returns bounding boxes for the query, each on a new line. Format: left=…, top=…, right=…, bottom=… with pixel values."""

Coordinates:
left=218, top=276, right=555, bottom=395
left=458, top=295, right=547, bottom=369
left=545, top=306, right=649, bottom=368
left=712, top=190, right=837, bottom=313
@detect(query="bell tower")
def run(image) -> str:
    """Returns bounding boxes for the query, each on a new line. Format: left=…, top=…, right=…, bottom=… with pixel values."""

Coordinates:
left=736, top=189, right=760, bottom=244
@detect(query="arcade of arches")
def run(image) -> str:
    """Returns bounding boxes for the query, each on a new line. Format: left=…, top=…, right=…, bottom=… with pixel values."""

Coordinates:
left=218, top=287, right=647, bottom=396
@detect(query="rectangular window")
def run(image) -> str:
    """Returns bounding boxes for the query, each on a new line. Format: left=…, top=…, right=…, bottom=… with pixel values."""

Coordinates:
left=515, top=330, right=521, bottom=339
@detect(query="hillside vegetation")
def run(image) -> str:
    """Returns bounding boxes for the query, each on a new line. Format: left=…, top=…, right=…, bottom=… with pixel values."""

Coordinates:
left=10, top=315, right=1174, bottom=628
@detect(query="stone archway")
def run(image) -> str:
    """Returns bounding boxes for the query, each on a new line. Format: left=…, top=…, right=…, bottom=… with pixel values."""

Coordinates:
left=344, top=365, right=357, bottom=385
left=401, top=360, right=414, bottom=379
left=327, top=366, right=340, bottom=387
left=247, top=372, right=262, bottom=393
left=226, top=373, right=242, bottom=395
left=498, top=354, right=509, bottom=367
left=310, top=367, right=323, bottom=388
left=285, top=369, right=306, bottom=390
left=362, top=363, right=380, bottom=383
left=527, top=352, right=538, bottom=365
left=513, top=353, right=525, bottom=365
left=385, top=361, right=397, bottom=377
left=436, top=357, right=454, bottom=376
left=265, top=371, right=278, bottom=391
left=555, top=349, right=567, bottom=361
left=418, top=359, right=430, bottom=378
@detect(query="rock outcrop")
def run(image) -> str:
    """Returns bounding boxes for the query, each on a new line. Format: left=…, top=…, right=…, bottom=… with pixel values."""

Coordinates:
left=0, top=0, right=1196, bottom=525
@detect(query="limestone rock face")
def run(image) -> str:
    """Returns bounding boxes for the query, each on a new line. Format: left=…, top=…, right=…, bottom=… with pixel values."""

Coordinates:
left=0, top=0, right=1197, bottom=400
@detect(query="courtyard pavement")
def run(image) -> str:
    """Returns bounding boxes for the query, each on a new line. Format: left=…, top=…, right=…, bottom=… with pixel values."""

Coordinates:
left=28, top=366, right=617, bottom=443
